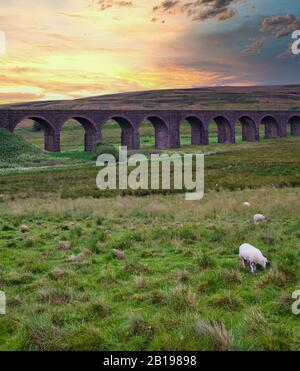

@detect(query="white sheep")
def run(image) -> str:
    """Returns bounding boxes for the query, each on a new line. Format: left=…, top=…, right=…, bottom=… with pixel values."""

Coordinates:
left=20, top=224, right=29, bottom=233
left=253, top=214, right=266, bottom=224
left=239, top=243, right=269, bottom=273
left=243, top=202, right=251, bottom=208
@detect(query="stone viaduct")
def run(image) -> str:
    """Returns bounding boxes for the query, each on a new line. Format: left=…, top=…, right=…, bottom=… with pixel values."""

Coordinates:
left=0, top=109, right=300, bottom=152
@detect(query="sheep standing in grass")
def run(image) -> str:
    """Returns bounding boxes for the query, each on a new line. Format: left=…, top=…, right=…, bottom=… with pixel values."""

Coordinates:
left=20, top=224, right=29, bottom=233
left=253, top=214, right=266, bottom=224
left=239, top=243, right=269, bottom=273
left=243, top=202, right=251, bottom=208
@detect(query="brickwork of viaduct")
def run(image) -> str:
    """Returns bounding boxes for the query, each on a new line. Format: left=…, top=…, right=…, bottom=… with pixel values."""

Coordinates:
left=0, top=109, right=300, bottom=152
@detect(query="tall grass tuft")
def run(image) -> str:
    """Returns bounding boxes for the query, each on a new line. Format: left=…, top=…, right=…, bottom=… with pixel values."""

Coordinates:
left=193, top=317, right=234, bottom=351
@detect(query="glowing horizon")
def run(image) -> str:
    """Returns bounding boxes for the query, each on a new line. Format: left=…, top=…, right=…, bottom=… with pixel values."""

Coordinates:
left=0, top=0, right=299, bottom=104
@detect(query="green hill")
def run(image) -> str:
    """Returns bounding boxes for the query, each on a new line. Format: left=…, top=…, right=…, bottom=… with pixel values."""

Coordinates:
left=0, top=128, right=52, bottom=168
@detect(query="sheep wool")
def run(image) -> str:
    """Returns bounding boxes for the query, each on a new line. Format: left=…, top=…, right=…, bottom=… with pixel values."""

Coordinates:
left=253, top=214, right=266, bottom=224
left=239, top=243, right=269, bottom=273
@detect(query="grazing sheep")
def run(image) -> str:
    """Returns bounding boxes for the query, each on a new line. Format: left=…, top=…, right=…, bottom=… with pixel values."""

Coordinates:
left=239, top=243, right=269, bottom=273
left=20, top=224, right=29, bottom=233
left=243, top=202, right=251, bottom=208
left=253, top=214, right=266, bottom=224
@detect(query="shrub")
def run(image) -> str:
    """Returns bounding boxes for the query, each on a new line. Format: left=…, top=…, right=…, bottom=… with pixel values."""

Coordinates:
left=258, top=267, right=289, bottom=287
left=173, top=269, right=190, bottom=283
left=167, top=285, right=198, bottom=311
left=134, top=275, right=146, bottom=289
left=107, top=234, right=132, bottom=250
left=193, top=317, right=234, bottom=351
left=20, top=319, right=62, bottom=351
left=244, top=308, right=268, bottom=334
left=216, top=269, right=242, bottom=285
left=65, top=326, right=106, bottom=351
left=123, top=314, right=153, bottom=337
left=196, top=253, right=217, bottom=270
left=209, top=292, right=241, bottom=310
left=149, top=290, right=166, bottom=305
left=176, top=226, right=198, bottom=243
left=112, top=249, right=125, bottom=260
left=37, top=289, right=72, bottom=305
left=93, top=142, right=119, bottom=161
left=89, top=298, right=112, bottom=317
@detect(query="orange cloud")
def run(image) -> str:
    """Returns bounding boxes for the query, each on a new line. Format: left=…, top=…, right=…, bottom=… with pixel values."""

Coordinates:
left=0, top=0, right=248, bottom=104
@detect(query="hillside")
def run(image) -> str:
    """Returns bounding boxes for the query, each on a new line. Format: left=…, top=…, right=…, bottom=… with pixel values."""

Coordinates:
left=0, top=129, right=56, bottom=168
left=2, top=85, right=300, bottom=111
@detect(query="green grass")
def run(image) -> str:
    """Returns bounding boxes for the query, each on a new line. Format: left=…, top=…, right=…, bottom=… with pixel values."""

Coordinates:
left=0, top=135, right=299, bottom=199
left=0, top=187, right=300, bottom=350
left=1, top=123, right=300, bottom=350
left=0, top=128, right=53, bottom=169
left=0, top=126, right=98, bottom=170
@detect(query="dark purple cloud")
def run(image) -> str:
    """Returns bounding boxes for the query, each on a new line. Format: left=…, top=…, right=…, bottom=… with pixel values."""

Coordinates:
left=260, top=14, right=300, bottom=38
left=153, top=0, right=179, bottom=12
left=241, top=14, right=300, bottom=58
left=153, top=0, right=240, bottom=21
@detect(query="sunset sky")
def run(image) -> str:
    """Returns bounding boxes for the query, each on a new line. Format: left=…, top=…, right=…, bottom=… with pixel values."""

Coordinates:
left=0, top=0, right=300, bottom=104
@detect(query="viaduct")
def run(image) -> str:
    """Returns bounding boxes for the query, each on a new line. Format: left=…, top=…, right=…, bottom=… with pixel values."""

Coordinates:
left=0, top=109, right=300, bottom=151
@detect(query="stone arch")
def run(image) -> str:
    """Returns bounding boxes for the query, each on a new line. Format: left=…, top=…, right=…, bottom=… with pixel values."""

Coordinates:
left=12, top=116, right=58, bottom=152
left=261, top=115, right=280, bottom=138
left=237, top=116, right=258, bottom=142
left=61, top=116, right=99, bottom=152
left=288, top=115, right=300, bottom=136
left=142, top=116, right=169, bottom=149
left=211, top=116, right=234, bottom=144
left=182, top=116, right=208, bottom=145
left=101, top=116, right=136, bottom=149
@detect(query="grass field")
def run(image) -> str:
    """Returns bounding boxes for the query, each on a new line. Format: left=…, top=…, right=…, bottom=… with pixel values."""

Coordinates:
left=1, top=126, right=300, bottom=198
left=1, top=122, right=300, bottom=350
left=0, top=188, right=300, bottom=350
